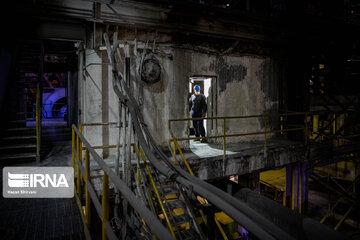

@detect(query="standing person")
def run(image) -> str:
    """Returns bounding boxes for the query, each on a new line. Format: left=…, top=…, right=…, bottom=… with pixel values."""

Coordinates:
left=189, top=85, right=207, bottom=143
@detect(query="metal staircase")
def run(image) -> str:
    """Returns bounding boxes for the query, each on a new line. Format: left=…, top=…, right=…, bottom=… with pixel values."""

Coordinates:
left=0, top=41, right=42, bottom=164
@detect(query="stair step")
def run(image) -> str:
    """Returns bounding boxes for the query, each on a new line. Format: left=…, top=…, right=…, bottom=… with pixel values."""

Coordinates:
left=160, top=186, right=179, bottom=197
left=9, top=120, right=27, bottom=123
left=2, top=135, right=36, bottom=141
left=179, top=229, right=199, bottom=240
left=0, top=153, right=36, bottom=161
left=165, top=200, right=186, bottom=210
left=0, top=143, right=36, bottom=150
left=5, top=127, right=36, bottom=132
left=172, top=214, right=190, bottom=226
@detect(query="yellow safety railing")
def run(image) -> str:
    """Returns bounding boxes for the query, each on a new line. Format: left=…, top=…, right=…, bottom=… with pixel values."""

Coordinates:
left=72, top=124, right=114, bottom=240
left=168, top=112, right=309, bottom=163
left=137, top=147, right=177, bottom=238
left=168, top=112, right=308, bottom=240
left=72, top=123, right=174, bottom=240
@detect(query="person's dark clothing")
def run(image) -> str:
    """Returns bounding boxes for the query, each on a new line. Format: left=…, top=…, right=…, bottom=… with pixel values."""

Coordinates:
left=189, top=94, right=207, bottom=138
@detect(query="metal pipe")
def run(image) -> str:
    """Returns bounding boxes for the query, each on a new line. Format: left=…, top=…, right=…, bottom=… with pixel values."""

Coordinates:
left=103, top=33, right=293, bottom=240
left=223, top=118, right=226, bottom=159
left=140, top=148, right=177, bottom=238
left=72, top=128, right=75, bottom=169
left=76, top=135, right=81, bottom=196
left=72, top=124, right=174, bottom=240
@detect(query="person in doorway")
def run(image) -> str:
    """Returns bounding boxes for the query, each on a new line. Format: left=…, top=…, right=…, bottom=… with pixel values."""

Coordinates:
left=189, top=85, right=207, bottom=143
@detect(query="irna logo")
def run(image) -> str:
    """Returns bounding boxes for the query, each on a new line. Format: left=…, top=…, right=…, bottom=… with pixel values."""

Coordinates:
left=8, top=172, right=69, bottom=188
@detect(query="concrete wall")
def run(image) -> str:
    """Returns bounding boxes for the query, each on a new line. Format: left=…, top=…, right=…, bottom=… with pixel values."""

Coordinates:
left=132, top=48, right=282, bottom=147
left=81, top=38, right=284, bottom=150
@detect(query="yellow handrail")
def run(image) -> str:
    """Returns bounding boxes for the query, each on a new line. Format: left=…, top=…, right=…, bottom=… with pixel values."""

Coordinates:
left=72, top=123, right=174, bottom=240
left=138, top=147, right=177, bottom=238
left=168, top=112, right=309, bottom=164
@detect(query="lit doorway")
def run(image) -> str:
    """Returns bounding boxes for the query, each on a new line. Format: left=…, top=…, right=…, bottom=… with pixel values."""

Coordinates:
left=188, top=76, right=217, bottom=140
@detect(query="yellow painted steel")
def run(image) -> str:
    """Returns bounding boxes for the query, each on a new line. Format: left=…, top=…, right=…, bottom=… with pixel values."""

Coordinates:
left=312, top=115, right=319, bottom=140
left=214, top=213, right=229, bottom=240
left=334, top=205, right=354, bottom=230
left=74, top=187, right=92, bottom=240
left=173, top=137, right=177, bottom=162
left=174, top=140, right=194, bottom=176
left=139, top=148, right=177, bottom=238
left=85, top=149, right=91, bottom=229
left=72, top=128, right=75, bottom=169
left=169, top=112, right=308, bottom=122
left=76, top=135, right=81, bottom=196
left=171, top=140, right=208, bottom=225
left=102, top=172, right=109, bottom=240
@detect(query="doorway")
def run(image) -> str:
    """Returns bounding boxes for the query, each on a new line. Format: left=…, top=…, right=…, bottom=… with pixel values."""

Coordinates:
left=188, top=76, right=217, bottom=140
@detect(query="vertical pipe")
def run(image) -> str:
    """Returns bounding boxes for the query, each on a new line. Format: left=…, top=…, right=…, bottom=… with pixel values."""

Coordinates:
left=85, top=149, right=91, bottom=229
left=264, top=116, right=267, bottom=158
left=280, top=116, right=284, bottom=135
left=102, top=172, right=109, bottom=240
left=79, top=125, right=83, bottom=185
left=173, top=138, right=177, bottom=161
left=223, top=118, right=226, bottom=158
left=72, top=128, right=75, bottom=169
left=36, top=41, right=44, bottom=164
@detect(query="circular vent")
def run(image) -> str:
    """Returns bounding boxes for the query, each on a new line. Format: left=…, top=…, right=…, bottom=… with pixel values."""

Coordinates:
left=140, top=58, right=162, bottom=84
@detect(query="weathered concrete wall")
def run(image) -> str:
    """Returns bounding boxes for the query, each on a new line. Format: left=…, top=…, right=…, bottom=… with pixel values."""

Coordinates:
left=81, top=49, right=120, bottom=157
left=133, top=48, right=282, bottom=147
left=82, top=35, right=284, bottom=150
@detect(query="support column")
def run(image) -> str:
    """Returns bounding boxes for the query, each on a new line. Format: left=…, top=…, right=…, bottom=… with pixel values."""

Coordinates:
left=285, top=163, right=309, bottom=213
left=102, top=52, right=109, bottom=158
left=285, top=165, right=291, bottom=207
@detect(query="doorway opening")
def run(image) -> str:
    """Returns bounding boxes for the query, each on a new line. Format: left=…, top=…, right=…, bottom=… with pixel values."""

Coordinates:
left=188, top=76, right=217, bottom=141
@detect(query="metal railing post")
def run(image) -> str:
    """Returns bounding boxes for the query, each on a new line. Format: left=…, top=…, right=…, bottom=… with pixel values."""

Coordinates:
left=280, top=116, right=284, bottom=135
left=313, top=115, right=319, bottom=140
left=139, top=148, right=177, bottom=238
left=102, top=172, right=109, bottom=240
left=79, top=125, right=83, bottom=162
left=72, top=128, right=75, bottom=169
left=173, top=137, right=177, bottom=160
left=76, top=135, right=81, bottom=196
left=85, top=149, right=91, bottom=229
